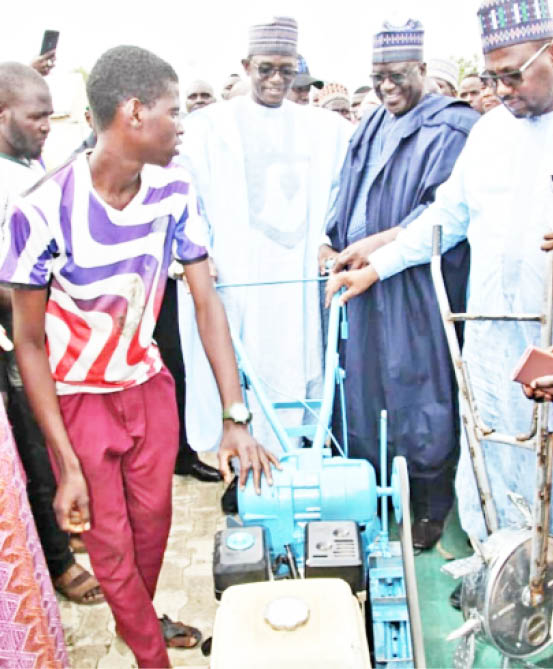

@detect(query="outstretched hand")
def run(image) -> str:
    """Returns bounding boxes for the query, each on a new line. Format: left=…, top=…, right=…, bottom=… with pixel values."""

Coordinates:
left=218, top=423, right=281, bottom=494
left=325, top=265, right=379, bottom=307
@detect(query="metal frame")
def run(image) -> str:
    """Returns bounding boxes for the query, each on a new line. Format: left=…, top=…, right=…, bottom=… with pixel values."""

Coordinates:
left=431, top=223, right=553, bottom=608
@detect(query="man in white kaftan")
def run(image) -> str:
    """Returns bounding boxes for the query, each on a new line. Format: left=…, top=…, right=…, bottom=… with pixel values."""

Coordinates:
left=177, top=17, right=351, bottom=453
left=325, top=2, right=553, bottom=540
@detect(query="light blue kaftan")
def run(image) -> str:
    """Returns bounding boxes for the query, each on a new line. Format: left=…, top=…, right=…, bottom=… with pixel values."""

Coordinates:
left=370, top=105, right=553, bottom=539
left=176, top=96, right=352, bottom=453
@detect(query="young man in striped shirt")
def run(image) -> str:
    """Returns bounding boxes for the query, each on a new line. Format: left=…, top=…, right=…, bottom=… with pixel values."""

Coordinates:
left=0, top=45, right=277, bottom=667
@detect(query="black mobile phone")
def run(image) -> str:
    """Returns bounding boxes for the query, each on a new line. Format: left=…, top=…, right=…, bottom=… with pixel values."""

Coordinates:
left=40, top=30, right=59, bottom=55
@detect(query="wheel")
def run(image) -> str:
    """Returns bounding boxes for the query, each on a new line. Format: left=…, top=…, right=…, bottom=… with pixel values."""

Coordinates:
left=392, top=456, right=426, bottom=668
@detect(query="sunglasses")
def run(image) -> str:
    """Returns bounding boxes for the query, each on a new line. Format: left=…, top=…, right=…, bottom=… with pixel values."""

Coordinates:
left=480, top=40, right=552, bottom=91
left=370, top=65, right=418, bottom=87
left=251, top=62, right=298, bottom=80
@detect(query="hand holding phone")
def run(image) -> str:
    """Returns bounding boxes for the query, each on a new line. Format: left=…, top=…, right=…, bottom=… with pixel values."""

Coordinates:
left=30, top=31, right=59, bottom=77
left=512, top=346, right=553, bottom=385
left=513, top=345, right=553, bottom=402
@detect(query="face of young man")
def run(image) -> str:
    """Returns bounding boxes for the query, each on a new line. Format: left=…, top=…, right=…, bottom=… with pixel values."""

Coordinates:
left=243, top=54, right=298, bottom=108
left=484, top=40, right=553, bottom=118
left=139, top=81, right=183, bottom=166
left=459, top=76, right=484, bottom=113
left=371, top=61, right=426, bottom=117
left=0, top=84, right=52, bottom=160
left=185, top=81, right=215, bottom=113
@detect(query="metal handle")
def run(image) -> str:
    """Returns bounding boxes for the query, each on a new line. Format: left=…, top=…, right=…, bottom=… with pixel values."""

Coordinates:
left=432, top=224, right=442, bottom=257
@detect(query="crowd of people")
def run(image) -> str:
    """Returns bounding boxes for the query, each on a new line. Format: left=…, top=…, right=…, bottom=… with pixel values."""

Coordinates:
left=2, top=0, right=553, bottom=667
left=182, top=46, right=502, bottom=125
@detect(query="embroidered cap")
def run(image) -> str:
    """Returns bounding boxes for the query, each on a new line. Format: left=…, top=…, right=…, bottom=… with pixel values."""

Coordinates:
left=478, top=0, right=553, bottom=54
left=318, top=82, right=349, bottom=107
left=248, top=16, right=298, bottom=57
left=373, top=19, right=424, bottom=64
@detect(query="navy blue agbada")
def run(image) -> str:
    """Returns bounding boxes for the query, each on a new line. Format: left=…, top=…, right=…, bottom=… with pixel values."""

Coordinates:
left=327, top=94, right=479, bottom=512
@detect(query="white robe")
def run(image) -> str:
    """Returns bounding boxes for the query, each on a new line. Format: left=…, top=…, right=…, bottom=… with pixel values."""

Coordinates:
left=370, top=104, right=553, bottom=539
left=176, top=96, right=351, bottom=453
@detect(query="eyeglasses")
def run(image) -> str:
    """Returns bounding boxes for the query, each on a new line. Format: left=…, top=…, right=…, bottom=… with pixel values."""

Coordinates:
left=251, top=62, right=298, bottom=80
left=370, top=66, right=417, bottom=87
left=480, top=40, right=552, bottom=91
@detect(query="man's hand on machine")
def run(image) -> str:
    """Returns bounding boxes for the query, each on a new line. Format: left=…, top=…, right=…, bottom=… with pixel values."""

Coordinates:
left=218, top=423, right=281, bottom=495
left=325, top=265, right=380, bottom=307
left=332, top=229, right=399, bottom=273
left=318, top=244, right=339, bottom=275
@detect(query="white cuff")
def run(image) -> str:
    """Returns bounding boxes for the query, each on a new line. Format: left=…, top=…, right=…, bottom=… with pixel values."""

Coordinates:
left=369, top=242, right=406, bottom=281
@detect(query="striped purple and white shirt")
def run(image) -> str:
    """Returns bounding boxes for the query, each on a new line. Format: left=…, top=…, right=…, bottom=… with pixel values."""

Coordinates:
left=0, top=151, right=208, bottom=395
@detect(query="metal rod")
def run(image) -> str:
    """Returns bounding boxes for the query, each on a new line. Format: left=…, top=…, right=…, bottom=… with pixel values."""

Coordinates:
left=284, top=544, right=300, bottom=579
left=216, top=277, right=327, bottom=289
left=337, top=366, right=349, bottom=458
left=339, top=303, right=349, bottom=457
left=431, top=224, right=499, bottom=534
left=449, top=314, right=542, bottom=322
left=476, top=431, right=537, bottom=450
left=312, top=292, right=343, bottom=452
left=529, top=251, right=553, bottom=604
left=380, top=410, right=389, bottom=542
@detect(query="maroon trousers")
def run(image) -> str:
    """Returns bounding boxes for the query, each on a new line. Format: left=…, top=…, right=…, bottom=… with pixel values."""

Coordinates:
left=57, top=367, right=179, bottom=668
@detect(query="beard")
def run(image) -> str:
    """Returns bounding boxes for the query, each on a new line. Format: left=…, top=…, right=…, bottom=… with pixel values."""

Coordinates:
left=7, top=116, right=42, bottom=160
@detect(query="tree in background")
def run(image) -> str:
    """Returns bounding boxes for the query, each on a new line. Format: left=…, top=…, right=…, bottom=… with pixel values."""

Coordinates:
left=454, top=54, right=481, bottom=82
left=73, top=66, right=89, bottom=84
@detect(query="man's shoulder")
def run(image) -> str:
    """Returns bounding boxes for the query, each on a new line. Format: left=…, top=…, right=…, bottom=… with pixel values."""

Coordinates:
left=0, top=155, right=45, bottom=197
left=281, top=100, right=354, bottom=145
left=455, top=104, right=517, bottom=149
left=139, top=161, right=198, bottom=204
left=284, top=99, right=347, bottom=123
left=420, top=95, right=480, bottom=133
left=17, top=154, right=78, bottom=214
left=183, top=97, right=242, bottom=127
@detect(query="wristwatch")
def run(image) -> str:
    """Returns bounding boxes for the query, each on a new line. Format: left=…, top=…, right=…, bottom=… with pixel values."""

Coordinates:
left=222, top=402, right=252, bottom=425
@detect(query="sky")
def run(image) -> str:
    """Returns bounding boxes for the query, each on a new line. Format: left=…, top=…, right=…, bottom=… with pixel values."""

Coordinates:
left=3, top=0, right=484, bottom=109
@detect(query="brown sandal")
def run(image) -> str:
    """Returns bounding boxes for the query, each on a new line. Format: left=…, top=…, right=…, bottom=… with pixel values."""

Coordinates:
left=159, top=614, right=202, bottom=649
left=54, top=562, right=105, bottom=605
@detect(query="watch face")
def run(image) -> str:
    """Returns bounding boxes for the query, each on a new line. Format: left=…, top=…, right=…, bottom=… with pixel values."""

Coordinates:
left=231, top=404, right=251, bottom=422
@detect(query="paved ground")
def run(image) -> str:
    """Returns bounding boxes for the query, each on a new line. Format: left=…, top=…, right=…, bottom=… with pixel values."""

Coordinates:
left=58, top=453, right=224, bottom=669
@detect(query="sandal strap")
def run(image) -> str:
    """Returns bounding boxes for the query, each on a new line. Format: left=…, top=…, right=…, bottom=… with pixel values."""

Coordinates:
left=55, top=564, right=102, bottom=600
